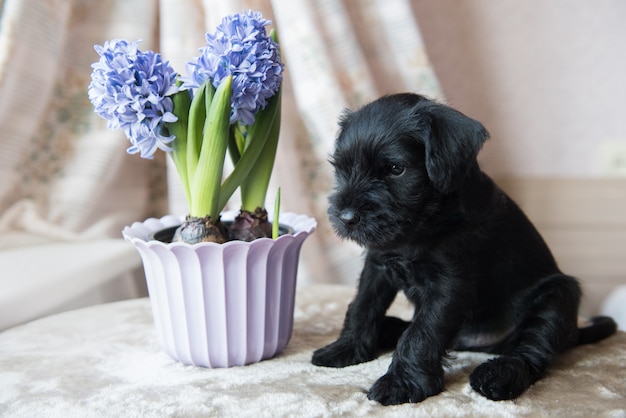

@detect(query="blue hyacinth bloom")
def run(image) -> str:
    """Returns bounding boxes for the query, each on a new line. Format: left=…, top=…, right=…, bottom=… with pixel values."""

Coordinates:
left=88, top=40, right=180, bottom=159
left=183, top=10, right=283, bottom=125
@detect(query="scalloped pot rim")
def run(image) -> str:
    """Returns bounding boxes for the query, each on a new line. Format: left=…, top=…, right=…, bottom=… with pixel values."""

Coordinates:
left=122, top=211, right=317, bottom=249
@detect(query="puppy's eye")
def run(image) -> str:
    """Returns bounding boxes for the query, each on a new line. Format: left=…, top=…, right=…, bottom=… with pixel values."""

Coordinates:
left=387, top=164, right=406, bottom=177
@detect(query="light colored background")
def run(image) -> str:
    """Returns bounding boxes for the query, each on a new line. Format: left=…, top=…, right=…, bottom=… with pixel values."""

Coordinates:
left=0, top=0, right=624, bottom=329
left=413, top=0, right=626, bottom=178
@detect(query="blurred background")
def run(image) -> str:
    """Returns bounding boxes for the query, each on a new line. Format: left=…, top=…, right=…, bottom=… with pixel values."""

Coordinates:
left=0, top=0, right=624, bottom=330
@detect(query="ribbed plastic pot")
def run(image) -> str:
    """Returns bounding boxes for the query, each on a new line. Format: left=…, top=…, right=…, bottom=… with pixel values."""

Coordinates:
left=122, top=211, right=316, bottom=368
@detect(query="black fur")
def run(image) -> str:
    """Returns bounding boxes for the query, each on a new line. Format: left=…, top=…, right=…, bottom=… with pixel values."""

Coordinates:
left=311, top=93, right=617, bottom=405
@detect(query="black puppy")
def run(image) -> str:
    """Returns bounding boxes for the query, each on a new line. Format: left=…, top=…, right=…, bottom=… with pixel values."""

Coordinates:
left=312, top=93, right=617, bottom=405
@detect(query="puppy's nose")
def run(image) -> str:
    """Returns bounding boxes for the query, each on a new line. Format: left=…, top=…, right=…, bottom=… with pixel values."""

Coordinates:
left=339, top=209, right=360, bottom=227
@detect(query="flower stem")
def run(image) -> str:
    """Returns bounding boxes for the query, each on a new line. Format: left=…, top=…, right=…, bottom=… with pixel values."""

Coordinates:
left=272, top=187, right=281, bottom=239
left=189, top=76, right=232, bottom=218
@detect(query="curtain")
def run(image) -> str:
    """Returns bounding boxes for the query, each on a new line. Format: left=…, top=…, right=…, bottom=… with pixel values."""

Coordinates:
left=0, top=0, right=167, bottom=249
left=0, top=0, right=441, bottom=285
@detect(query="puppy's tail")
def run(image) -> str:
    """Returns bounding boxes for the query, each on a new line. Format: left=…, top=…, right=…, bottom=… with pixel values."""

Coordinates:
left=577, top=316, right=618, bottom=345
left=377, top=316, right=411, bottom=349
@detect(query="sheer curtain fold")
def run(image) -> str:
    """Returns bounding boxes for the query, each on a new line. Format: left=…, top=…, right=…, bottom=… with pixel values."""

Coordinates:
left=0, top=0, right=166, bottom=249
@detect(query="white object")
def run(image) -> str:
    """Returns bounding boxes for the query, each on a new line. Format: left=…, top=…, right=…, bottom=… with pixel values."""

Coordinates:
left=122, top=212, right=316, bottom=367
left=0, top=239, right=143, bottom=331
left=601, top=285, right=626, bottom=331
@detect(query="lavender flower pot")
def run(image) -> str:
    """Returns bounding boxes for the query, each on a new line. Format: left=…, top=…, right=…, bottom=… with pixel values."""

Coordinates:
left=122, top=211, right=316, bottom=368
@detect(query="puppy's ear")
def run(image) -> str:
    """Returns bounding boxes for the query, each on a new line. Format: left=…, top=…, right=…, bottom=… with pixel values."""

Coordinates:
left=421, top=103, right=489, bottom=192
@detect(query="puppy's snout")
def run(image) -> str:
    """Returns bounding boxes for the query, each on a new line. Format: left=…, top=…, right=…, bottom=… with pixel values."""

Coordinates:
left=339, top=209, right=361, bottom=227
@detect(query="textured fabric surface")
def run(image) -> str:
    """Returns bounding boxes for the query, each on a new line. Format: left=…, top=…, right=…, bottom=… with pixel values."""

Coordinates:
left=1, top=284, right=624, bottom=417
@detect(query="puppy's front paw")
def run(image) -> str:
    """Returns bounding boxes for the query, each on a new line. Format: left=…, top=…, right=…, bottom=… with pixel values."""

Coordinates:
left=312, top=339, right=375, bottom=368
left=469, top=356, right=531, bottom=401
left=367, top=370, right=443, bottom=405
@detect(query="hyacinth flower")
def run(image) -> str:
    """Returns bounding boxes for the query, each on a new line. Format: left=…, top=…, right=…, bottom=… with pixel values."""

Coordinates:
left=183, top=10, right=283, bottom=241
left=88, top=11, right=284, bottom=244
left=88, top=40, right=181, bottom=159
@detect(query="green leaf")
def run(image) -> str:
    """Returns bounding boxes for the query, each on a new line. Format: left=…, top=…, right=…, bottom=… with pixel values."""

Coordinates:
left=227, top=124, right=244, bottom=166
left=189, top=76, right=232, bottom=219
left=167, top=86, right=192, bottom=206
left=186, top=80, right=214, bottom=186
left=239, top=87, right=282, bottom=211
left=217, top=87, right=282, bottom=212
